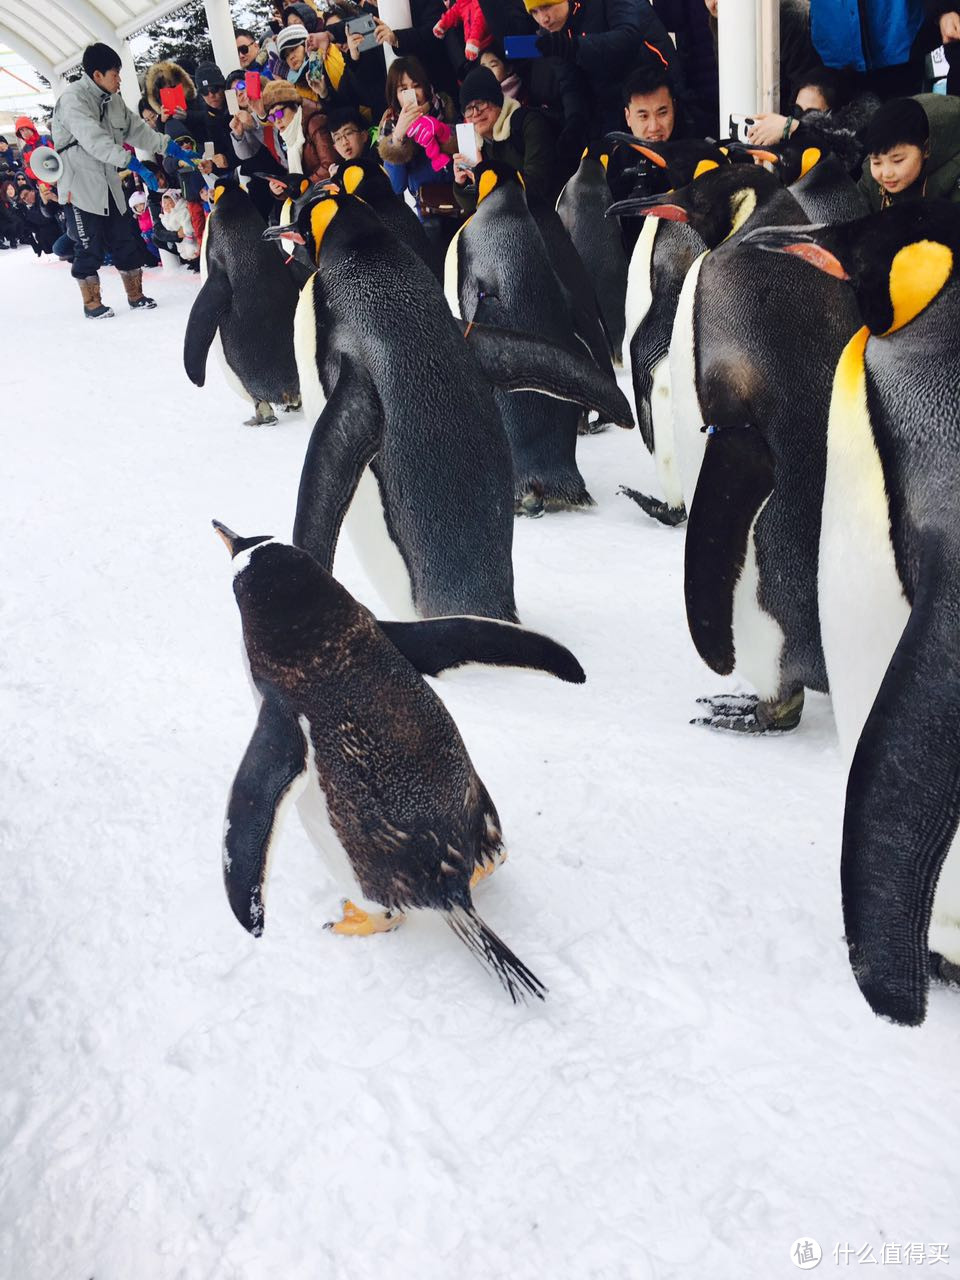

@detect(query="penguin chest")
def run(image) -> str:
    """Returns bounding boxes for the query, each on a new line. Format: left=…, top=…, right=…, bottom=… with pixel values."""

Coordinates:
left=338, top=465, right=418, bottom=620
left=649, top=355, right=683, bottom=509
left=818, top=331, right=910, bottom=760
left=624, top=217, right=657, bottom=347
left=669, top=252, right=708, bottom=505
left=294, top=725, right=376, bottom=908
left=293, top=277, right=328, bottom=423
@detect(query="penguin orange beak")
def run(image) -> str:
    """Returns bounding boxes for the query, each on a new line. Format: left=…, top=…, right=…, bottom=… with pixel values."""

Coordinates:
left=741, top=226, right=850, bottom=279
left=606, top=194, right=689, bottom=222
left=262, top=225, right=305, bottom=245
left=212, top=519, right=240, bottom=555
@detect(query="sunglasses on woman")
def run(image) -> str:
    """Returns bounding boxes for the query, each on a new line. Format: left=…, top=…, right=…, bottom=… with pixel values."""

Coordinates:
left=268, top=107, right=290, bottom=122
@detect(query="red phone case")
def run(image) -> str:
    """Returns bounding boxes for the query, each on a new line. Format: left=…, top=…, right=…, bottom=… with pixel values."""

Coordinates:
left=246, top=71, right=261, bottom=100
left=160, top=85, right=187, bottom=113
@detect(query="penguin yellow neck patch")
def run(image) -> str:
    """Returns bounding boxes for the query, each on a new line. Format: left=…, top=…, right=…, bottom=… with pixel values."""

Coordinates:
left=883, top=240, right=954, bottom=335
left=309, top=199, right=339, bottom=260
left=342, top=165, right=364, bottom=195
left=723, top=187, right=757, bottom=241
left=800, top=147, right=821, bottom=178
left=477, top=170, right=499, bottom=203
left=693, top=159, right=718, bottom=180
left=212, top=185, right=225, bottom=204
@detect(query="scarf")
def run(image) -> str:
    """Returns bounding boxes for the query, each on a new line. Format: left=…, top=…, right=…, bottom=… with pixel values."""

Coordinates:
left=281, top=107, right=306, bottom=174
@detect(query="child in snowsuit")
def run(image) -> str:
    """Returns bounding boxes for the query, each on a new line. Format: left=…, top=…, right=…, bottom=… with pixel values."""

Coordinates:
left=159, top=190, right=200, bottom=269
left=129, top=189, right=159, bottom=260
left=433, top=0, right=492, bottom=61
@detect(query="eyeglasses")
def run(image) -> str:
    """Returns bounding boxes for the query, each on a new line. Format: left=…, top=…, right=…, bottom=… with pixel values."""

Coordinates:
left=236, top=43, right=253, bottom=54
left=463, top=102, right=491, bottom=119
left=333, top=128, right=361, bottom=142
left=268, top=107, right=290, bottom=122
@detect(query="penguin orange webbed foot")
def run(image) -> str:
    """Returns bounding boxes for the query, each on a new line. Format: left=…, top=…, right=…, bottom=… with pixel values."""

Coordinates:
left=323, top=899, right=406, bottom=936
left=618, top=486, right=687, bottom=527
left=469, top=847, right=508, bottom=889
left=691, top=689, right=804, bottom=734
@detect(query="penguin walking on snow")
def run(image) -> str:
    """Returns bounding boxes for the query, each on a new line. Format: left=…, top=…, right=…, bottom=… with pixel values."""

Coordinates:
left=607, top=139, right=731, bottom=524
left=445, top=166, right=631, bottom=513
left=749, top=205, right=960, bottom=1025
left=613, top=165, right=861, bottom=733
left=556, top=142, right=628, bottom=366
left=184, top=180, right=301, bottom=426
left=214, top=522, right=588, bottom=1001
left=269, top=182, right=630, bottom=620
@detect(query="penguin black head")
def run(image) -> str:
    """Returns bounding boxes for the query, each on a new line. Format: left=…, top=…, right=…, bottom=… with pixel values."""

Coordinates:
left=337, top=155, right=393, bottom=201
left=473, top=163, right=525, bottom=207
left=607, top=163, right=782, bottom=248
left=212, top=520, right=272, bottom=559
left=605, top=135, right=730, bottom=190
left=579, top=138, right=611, bottom=172
left=742, top=201, right=960, bottom=335
left=262, top=183, right=382, bottom=267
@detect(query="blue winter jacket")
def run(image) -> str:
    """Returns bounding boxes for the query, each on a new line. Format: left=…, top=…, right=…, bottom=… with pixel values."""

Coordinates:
left=810, top=0, right=924, bottom=73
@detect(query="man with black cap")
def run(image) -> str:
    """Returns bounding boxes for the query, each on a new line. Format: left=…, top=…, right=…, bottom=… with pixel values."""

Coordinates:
left=52, top=42, right=198, bottom=318
left=452, top=64, right=559, bottom=211
left=195, top=61, right=236, bottom=163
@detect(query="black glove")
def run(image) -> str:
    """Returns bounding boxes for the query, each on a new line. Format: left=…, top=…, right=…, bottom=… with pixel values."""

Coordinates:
left=535, top=28, right=576, bottom=60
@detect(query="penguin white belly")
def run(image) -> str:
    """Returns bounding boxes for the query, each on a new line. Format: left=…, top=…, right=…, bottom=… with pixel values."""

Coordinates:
left=295, top=721, right=380, bottom=911
left=293, top=277, right=327, bottom=426
left=338, top=467, right=418, bottom=620
left=443, top=222, right=468, bottom=319
left=669, top=252, right=708, bottom=505
left=731, top=500, right=786, bottom=700
left=818, top=333, right=960, bottom=961
left=623, top=217, right=656, bottom=349
left=649, top=355, right=684, bottom=510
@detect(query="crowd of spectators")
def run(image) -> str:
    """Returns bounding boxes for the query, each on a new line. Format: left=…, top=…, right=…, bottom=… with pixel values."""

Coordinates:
left=4, top=0, right=960, bottom=290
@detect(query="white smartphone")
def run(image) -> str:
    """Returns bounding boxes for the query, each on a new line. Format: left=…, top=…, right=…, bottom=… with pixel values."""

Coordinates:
left=456, top=122, right=479, bottom=164
left=399, top=88, right=418, bottom=110
left=203, top=140, right=216, bottom=159
left=225, top=88, right=240, bottom=115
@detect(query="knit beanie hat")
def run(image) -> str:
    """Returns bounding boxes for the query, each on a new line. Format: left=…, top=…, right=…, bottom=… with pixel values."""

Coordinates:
left=195, top=61, right=226, bottom=93
left=276, top=24, right=310, bottom=58
left=82, top=42, right=122, bottom=78
left=261, top=78, right=303, bottom=112
left=459, top=66, right=504, bottom=113
left=522, top=0, right=563, bottom=10
left=285, top=3, right=320, bottom=32
left=129, top=190, right=148, bottom=209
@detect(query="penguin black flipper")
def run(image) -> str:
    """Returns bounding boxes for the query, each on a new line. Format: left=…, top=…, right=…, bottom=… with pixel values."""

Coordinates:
left=293, top=352, right=385, bottom=571
left=378, top=617, right=586, bottom=683
left=842, top=532, right=960, bottom=1027
left=224, top=689, right=308, bottom=937
left=462, top=321, right=634, bottom=428
left=683, top=426, right=775, bottom=675
left=183, top=271, right=232, bottom=387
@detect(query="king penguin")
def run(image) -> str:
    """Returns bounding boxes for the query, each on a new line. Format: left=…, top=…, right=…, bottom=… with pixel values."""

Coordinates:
left=756, top=135, right=869, bottom=224
left=444, top=166, right=631, bottom=513
left=607, top=139, right=731, bottom=524
left=748, top=204, right=960, bottom=1025
left=556, top=141, right=628, bottom=366
left=333, top=155, right=439, bottom=278
left=184, top=180, right=301, bottom=426
left=614, top=164, right=861, bottom=732
left=267, top=182, right=630, bottom=619
left=214, top=522, right=588, bottom=1000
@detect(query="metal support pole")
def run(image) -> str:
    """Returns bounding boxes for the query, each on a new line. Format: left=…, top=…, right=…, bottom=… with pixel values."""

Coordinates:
left=718, top=0, right=779, bottom=126
left=204, top=0, right=241, bottom=76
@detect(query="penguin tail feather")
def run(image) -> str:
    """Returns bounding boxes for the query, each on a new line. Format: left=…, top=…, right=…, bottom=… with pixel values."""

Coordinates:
left=445, top=905, right=546, bottom=1004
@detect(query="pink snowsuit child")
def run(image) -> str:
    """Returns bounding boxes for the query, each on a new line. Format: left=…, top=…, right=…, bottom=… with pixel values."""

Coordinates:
left=433, top=0, right=492, bottom=60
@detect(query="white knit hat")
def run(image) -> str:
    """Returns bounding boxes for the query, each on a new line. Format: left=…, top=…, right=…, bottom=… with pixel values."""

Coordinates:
left=129, top=190, right=148, bottom=209
left=276, top=24, right=308, bottom=57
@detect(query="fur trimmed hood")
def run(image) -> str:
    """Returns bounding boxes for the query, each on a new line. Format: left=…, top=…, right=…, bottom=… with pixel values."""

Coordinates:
left=145, top=61, right=198, bottom=114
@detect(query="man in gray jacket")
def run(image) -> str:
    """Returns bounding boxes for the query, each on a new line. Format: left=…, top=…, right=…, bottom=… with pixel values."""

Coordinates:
left=52, top=42, right=198, bottom=318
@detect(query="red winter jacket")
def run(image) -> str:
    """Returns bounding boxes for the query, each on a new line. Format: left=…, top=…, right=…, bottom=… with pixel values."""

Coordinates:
left=14, top=117, right=52, bottom=184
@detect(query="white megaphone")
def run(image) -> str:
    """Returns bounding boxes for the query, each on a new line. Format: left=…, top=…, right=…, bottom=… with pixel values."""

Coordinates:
left=30, top=145, right=63, bottom=183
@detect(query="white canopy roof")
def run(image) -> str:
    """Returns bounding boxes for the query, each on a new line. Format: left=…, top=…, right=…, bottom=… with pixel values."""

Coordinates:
left=0, top=0, right=185, bottom=81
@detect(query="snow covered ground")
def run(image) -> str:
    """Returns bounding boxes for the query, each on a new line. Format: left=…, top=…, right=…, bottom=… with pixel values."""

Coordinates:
left=3, top=248, right=959, bottom=1280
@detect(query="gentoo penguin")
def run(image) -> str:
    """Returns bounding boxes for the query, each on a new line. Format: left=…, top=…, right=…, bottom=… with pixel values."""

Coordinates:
left=214, top=523, right=587, bottom=1000
left=607, top=139, right=730, bottom=524
left=747, top=205, right=960, bottom=1023
left=334, top=156, right=439, bottom=277
left=184, top=180, right=301, bottom=426
left=556, top=141, right=628, bottom=365
left=445, top=166, right=631, bottom=513
left=266, top=183, right=630, bottom=619
left=614, top=165, right=861, bottom=732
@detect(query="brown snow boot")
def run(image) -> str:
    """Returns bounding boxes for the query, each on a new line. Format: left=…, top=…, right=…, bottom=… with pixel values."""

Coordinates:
left=120, top=268, right=156, bottom=310
left=78, top=275, right=114, bottom=319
